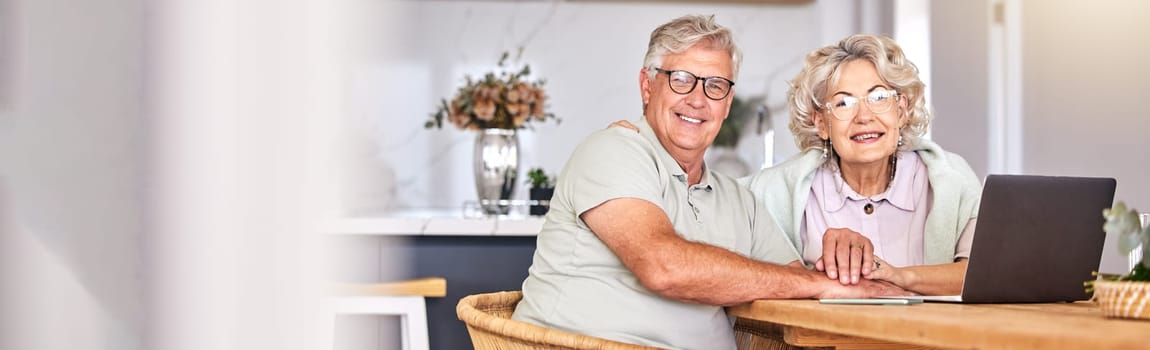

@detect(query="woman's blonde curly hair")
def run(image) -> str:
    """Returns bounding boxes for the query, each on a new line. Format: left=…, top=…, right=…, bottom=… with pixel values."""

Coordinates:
left=787, top=34, right=930, bottom=155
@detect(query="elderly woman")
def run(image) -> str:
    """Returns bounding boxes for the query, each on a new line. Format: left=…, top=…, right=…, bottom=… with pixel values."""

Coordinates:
left=743, top=34, right=981, bottom=296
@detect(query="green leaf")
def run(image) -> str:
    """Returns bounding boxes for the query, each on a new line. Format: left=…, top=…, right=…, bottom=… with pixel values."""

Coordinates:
left=525, top=167, right=554, bottom=188
left=1130, top=263, right=1150, bottom=281
left=1143, top=246, right=1150, bottom=271
left=1119, top=231, right=1143, bottom=254
left=1142, top=233, right=1150, bottom=269
left=1103, top=201, right=1141, bottom=237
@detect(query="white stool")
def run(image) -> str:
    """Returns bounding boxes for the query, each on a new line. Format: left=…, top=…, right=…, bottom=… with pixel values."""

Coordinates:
left=320, top=277, right=447, bottom=350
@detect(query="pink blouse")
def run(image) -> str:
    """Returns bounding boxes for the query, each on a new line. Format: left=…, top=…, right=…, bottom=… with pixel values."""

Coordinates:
left=800, top=151, right=975, bottom=267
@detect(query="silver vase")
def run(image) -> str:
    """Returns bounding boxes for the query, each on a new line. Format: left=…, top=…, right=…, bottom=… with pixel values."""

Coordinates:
left=474, top=128, right=519, bottom=215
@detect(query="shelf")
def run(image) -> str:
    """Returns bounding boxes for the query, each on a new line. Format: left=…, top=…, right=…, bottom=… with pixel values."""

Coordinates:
left=322, top=212, right=544, bottom=236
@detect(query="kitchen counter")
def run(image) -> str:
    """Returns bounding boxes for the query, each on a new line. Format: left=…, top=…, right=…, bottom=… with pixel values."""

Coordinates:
left=322, top=209, right=544, bottom=236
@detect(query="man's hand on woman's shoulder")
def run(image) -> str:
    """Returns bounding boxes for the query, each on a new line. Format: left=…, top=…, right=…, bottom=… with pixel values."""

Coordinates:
left=609, top=120, right=639, bottom=132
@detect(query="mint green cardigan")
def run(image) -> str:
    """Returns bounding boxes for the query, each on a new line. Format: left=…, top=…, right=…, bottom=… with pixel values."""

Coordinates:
left=741, top=140, right=983, bottom=265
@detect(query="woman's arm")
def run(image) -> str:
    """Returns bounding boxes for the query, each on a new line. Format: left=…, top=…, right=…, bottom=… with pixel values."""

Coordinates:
left=864, top=257, right=967, bottom=296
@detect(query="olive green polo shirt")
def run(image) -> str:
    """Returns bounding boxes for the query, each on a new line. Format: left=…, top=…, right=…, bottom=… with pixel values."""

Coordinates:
left=512, top=118, right=801, bottom=350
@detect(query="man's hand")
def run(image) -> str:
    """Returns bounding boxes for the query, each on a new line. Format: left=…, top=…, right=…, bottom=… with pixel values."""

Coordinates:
left=814, top=228, right=874, bottom=285
left=609, top=120, right=639, bottom=132
left=815, top=277, right=912, bottom=299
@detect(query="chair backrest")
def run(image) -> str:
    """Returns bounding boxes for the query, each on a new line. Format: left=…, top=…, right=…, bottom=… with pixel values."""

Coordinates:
left=456, top=291, right=659, bottom=350
left=329, top=277, right=447, bottom=297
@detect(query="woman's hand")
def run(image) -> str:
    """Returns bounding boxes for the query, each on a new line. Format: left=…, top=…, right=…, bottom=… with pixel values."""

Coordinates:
left=863, top=258, right=967, bottom=295
left=608, top=120, right=639, bottom=132
left=814, top=228, right=875, bottom=285
left=862, top=256, right=908, bottom=287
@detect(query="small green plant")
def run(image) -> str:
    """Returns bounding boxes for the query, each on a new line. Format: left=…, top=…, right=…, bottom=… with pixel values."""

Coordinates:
left=712, top=95, right=764, bottom=148
left=526, top=167, right=554, bottom=189
left=1087, top=201, right=1150, bottom=293
left=1104, top=201, right=1150, bottom=280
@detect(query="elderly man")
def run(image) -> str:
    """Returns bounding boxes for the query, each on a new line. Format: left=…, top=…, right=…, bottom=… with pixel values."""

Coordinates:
left=511, top=15, right=905, bottom=349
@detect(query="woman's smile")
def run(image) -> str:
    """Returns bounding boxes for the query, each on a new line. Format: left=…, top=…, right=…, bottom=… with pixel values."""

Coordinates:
left=849, top=131, right=885, bottom=144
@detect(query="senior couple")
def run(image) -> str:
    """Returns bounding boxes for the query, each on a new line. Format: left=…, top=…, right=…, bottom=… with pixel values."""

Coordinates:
left=511, top=14, right=981, bottom=349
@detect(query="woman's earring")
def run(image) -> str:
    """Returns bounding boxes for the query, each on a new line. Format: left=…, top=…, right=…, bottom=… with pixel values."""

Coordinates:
left=897, top=135, right=904, bottom=148
left=822, top=138, right=831, bottom=159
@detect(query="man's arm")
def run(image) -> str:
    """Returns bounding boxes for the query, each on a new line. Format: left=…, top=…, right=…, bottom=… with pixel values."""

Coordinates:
left=582, top=198, right=908, bottom=306
left=607, top=119, right=881, bottom=288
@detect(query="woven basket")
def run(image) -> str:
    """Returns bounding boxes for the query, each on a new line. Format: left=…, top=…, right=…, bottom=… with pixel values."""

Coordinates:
left=456, top=291, right=659, bottom=350
left=1094, top=280, right=1150, bottom=320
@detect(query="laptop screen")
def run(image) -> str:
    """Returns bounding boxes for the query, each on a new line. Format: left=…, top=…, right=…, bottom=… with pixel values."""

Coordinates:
left=959, top=175, right=1115, bottom=303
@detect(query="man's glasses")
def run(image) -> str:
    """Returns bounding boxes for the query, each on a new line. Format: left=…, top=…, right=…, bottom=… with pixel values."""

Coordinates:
left=653, top=68, right=735, bottom=100
left=821, top=89, right=901, bottom=121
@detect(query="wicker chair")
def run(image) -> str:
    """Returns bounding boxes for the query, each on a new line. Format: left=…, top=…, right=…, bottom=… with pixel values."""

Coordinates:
left=456, top=291, right=659, bottom=349
left=733, top=318, right=797, bottom=350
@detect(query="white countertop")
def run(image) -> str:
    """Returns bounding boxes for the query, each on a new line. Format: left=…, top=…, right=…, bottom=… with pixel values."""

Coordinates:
left=322, top=209, right=544, bottom=236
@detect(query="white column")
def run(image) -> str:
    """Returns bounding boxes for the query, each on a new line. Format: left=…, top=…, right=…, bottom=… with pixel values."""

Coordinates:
left=988, top=0, right=1024, bottom=174
left=146, top=0, right=342, bottom=348
left=895, top=0, right=932, bottom=138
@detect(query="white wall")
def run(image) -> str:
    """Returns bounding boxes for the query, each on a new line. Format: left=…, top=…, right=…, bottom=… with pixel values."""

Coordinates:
left=1020, top=0, right=1150, bottom=209
left=0, top=0, right=145, bottom=349
left=0, top=0, right=335, bottom=349
left=916, top=0, right=1150, bottom=187
left=929, top=0, right=991, bottom=178
left=1020, top=0, right=1150, bottom=274
left=931, top=0, right=1150, bottom=274
left=359, top=1, right=834, bottom=213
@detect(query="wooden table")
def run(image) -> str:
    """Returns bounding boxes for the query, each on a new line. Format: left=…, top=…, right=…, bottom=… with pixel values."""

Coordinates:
left=728, top=300, right=1150, bottom=349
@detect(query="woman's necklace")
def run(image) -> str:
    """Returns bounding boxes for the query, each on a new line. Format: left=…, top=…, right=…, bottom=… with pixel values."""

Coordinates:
left=846, top=155, right=897, bottom=215
left=884, top=154, right=897, bottom=191
left=836, top=154, right=898, bottom=196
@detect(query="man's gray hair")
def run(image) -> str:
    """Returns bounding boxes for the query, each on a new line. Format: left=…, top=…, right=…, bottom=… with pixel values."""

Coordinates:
left=642, top=15, right=742, bottom=81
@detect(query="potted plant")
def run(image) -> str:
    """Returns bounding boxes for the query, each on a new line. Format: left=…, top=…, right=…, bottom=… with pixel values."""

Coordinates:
left=1091, top=201, right=1150, bottom=319
left=424, top=51, right=560, bottom=215
left=526, top=167, right=555, bottom=216
left=708, top=95, right=764, bottom=177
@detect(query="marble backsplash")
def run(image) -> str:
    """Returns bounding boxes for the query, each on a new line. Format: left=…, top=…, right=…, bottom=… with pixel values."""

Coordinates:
left=337, top=0, right=854, bottom=216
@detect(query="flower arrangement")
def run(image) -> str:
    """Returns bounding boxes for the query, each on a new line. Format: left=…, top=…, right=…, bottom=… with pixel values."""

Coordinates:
left=1091, top=201, right=1150, bottom=320
left=1086, top=201, right=1150, bottom=292
left=1102, top=201, right=1150, bottom=281
left=425, top=52, right=559, bottom=131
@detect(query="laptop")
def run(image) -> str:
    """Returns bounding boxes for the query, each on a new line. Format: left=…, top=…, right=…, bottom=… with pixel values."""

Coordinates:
left=884, top=174, right=1116, bottom=303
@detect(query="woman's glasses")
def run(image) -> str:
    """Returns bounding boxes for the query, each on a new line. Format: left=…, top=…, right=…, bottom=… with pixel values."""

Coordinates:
left=822, top=89, right=900, bottom=121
